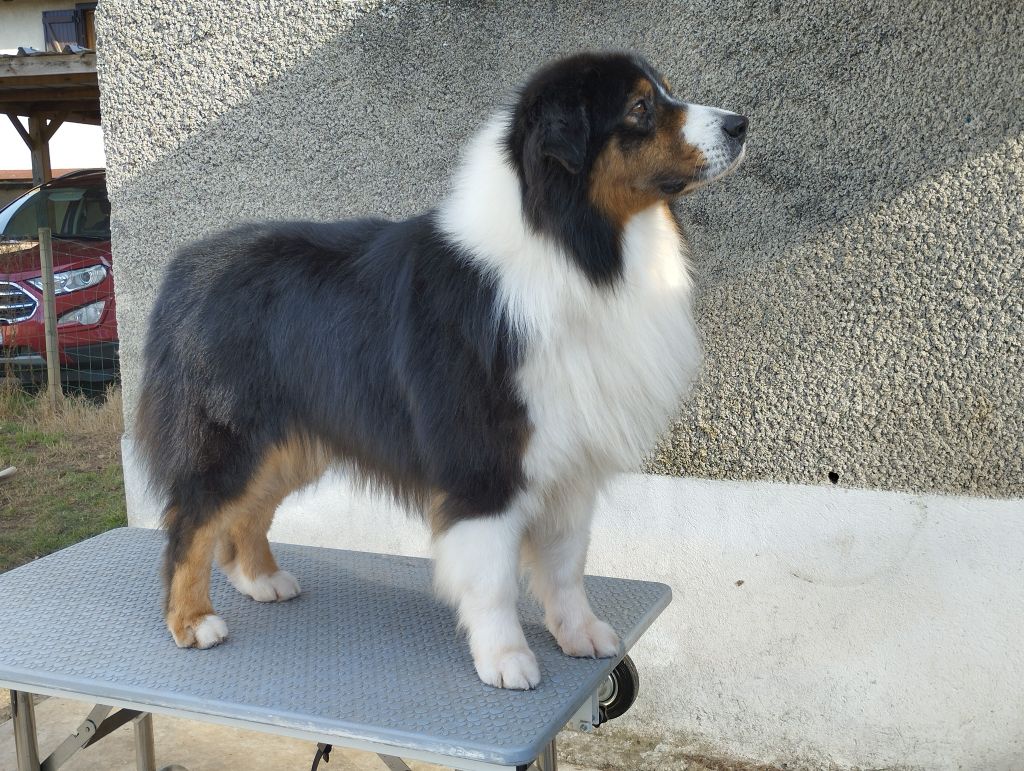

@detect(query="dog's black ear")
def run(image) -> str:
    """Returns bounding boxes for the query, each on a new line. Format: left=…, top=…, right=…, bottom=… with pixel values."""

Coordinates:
left=539, top=101, right=589, bottom=175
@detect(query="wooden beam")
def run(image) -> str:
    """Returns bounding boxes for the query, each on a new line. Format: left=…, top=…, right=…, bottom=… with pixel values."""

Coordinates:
left=0, top=72, right=97, bottom=89
left=54, top=111, right=100, bottom=125
left=0, top=100, right=101, bottom=115
left=0, top=86, right=99, bottom=103
left=5, top=110, right=101, bottom=126
left=43, top=116, right=64, bottom=140
left=0, top=52, right=97, bottom=78
left=6, top=109, right=98, bottom=126
left=6, top=113, right=31, bottom=148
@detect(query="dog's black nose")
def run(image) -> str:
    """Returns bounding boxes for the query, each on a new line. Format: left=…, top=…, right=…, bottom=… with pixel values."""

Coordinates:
left=721, top=114, right=748, bottom=140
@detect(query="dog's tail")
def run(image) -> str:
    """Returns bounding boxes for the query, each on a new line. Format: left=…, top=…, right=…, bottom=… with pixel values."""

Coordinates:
left=135, top=264, right=187, bottom=500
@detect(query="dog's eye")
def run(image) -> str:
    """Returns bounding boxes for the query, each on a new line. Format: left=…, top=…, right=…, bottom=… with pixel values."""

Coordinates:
left=629, top=99, right=648, bottom=117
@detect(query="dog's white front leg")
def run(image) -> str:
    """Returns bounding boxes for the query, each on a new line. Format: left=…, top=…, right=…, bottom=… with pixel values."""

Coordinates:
left=525, top=488, right=621, bottom=659
left=433, top=511, right=540, bottom=690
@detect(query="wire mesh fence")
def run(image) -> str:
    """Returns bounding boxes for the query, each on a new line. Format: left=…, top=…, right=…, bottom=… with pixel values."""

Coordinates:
left=0, top=169, right=117, bottom=398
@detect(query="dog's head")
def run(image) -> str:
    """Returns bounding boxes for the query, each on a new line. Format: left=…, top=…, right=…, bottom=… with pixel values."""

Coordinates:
left=507, top=51, right=747, bottom=232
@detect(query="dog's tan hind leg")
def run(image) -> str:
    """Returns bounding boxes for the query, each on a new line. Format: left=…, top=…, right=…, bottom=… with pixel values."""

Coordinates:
left=215, top=435, right=328, bottom=602
left=165, top=514, right=228, bottom=648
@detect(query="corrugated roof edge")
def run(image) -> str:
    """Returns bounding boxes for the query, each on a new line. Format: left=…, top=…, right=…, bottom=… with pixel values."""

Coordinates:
left=0, top=45, right=95, bottom=59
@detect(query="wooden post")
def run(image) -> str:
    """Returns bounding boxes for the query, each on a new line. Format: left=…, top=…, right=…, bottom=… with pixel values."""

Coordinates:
left=37, top=227, right=61, bottom=408
left=27, top=114, right=53, bottom=186
left=8, top=112, right=68, bottom=403
left=19, top=113, right=62, bottom=406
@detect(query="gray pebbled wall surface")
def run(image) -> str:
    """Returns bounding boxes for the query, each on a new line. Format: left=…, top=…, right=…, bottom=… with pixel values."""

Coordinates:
left=97, top=0, right=1023, bottom=499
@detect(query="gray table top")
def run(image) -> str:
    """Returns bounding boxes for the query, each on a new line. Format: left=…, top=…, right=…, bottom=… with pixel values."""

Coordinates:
left=0, top=527, right=670, bottom=767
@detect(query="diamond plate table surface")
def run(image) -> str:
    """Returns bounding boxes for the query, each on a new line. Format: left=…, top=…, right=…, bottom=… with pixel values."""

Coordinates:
left=0, top=527, right=670, bottom=767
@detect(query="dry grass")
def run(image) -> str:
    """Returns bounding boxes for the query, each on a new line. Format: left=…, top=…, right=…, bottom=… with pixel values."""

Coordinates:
left=3, top=381, right=124, bottom=440
left=0, top=379, right=127, bottom=572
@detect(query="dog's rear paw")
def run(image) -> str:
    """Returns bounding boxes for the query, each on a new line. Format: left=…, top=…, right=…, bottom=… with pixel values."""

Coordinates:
left=473, top=646, right=541, bottom=690
left=227, top=566, right=301, bottom=602
left=169, top=613, right=228, bottom=649
left=554, top=616, right=621, bottom=659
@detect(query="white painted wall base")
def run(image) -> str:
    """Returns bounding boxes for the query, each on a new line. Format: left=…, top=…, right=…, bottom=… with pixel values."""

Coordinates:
left=122, top=437, right=1024, bottom=770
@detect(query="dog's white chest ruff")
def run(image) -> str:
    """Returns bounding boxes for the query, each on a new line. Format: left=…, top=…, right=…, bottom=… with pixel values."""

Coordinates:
left=439, top=115, right=700, bottom=486
left=515, top=206, right=699, bottom=482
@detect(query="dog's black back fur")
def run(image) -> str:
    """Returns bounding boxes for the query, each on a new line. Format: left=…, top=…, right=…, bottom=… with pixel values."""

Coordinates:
left=137, top=216, right=528, bottom=563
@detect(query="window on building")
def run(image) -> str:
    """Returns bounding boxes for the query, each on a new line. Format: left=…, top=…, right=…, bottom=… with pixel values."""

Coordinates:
left=81, top=6, right=96, bottom=48
left=41, top=4, right=97, bottom=52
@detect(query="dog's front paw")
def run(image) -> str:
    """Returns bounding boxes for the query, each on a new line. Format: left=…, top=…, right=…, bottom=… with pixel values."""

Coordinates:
left=169, top=613, right=228, bottom=649
left=473, top=646, right=541, bottom=690
left=227, top=566, right=301, bottom=602
left=553, top=616, right=621, bottom=659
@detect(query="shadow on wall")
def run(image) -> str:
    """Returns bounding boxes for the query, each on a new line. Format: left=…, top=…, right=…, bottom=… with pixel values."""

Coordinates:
left=99, top=1, right=1023, bottom=497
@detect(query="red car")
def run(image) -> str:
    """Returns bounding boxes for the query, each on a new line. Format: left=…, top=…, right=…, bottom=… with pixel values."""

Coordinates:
left=0, top=169, right=117, bottom=388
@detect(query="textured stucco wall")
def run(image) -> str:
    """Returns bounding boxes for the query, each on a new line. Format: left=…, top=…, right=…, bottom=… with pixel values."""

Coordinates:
left=96, top=1, right=1023, bottom=497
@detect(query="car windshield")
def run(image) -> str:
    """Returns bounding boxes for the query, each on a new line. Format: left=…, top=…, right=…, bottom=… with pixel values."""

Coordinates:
left=0, top=183, right=111, bottom=241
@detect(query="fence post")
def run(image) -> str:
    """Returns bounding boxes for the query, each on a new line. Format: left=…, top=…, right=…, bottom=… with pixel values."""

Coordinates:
left=37, top=226, right=61, bottom=408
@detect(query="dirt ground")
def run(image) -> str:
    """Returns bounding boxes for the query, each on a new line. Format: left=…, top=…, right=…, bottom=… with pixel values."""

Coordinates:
left=558, top=728, right=784, bottom=771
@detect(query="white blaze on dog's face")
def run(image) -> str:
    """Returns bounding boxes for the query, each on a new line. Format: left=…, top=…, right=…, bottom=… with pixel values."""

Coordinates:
left=586, top=72, right=749, bottom=224
left=678, top=101, right=748, bottom=190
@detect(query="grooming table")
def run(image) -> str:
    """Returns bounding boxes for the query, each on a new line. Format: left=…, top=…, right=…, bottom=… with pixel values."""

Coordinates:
left=0, top=527, right=670, bottom=771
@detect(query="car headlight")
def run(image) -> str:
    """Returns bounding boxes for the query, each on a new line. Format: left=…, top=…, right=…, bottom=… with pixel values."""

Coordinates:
left=27, top=264, right=107, bottom=295
left=58, top=299, right=106, bottom=327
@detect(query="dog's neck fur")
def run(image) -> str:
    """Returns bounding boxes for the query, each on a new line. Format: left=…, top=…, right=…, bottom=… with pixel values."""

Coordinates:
left=437, top=113, right=692, bottom=343
left=440, top=113, right=624, bottom=288
left=437, top=113, right=699, bottom=485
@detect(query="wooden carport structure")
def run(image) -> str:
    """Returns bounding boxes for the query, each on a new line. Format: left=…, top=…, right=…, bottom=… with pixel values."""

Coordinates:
left=0, top=47, right=101, bottom=404
left=1, top=47, right=100, bottom=186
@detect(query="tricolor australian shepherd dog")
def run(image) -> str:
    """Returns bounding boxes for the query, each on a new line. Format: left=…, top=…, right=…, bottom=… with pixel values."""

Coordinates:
left=137, top=51, right=747, bottom=689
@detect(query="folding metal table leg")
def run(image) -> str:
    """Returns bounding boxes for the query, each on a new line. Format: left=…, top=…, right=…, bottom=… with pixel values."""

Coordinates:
left=10, top=690, right=40, bottom=771
left=133, top=713, right=157, bottom=771
left=377, top=755, right=412, bottom=770
left=534, top=738, right=557, bottom=771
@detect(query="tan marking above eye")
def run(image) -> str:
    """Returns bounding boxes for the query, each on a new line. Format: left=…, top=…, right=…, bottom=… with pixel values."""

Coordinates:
left=625, top=79, right=655, bottom=121
left=630, top=79, right=654, bottom=101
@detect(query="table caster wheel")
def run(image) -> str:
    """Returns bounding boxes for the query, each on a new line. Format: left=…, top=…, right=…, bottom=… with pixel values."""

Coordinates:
left=598, top=655, right=639, bottom=722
